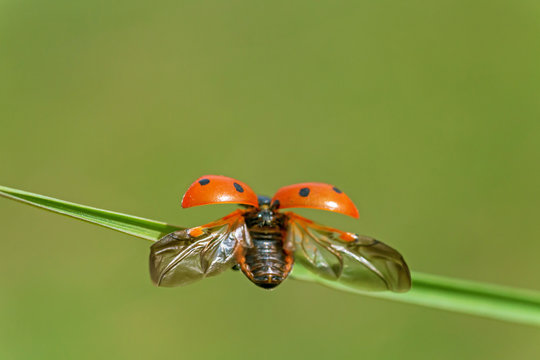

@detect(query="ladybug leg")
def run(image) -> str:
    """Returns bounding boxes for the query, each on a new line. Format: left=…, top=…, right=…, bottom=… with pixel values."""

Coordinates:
left=236, top=248, right=255, bottom=282
left=283, top=251, right=294, bottom=279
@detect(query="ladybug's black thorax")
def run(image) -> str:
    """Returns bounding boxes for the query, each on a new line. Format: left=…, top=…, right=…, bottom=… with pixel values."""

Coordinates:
left=241, top=206, right=292, bottom=289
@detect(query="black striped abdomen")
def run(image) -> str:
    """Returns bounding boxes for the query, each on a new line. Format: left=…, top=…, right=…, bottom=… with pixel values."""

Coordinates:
left=241, top=229, right=292, bottom=289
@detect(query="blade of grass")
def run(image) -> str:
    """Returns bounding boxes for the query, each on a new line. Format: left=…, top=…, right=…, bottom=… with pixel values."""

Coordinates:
left=291, top=265, right=540, bottom=327
left=0, top=185, right=182, bottom=240
left=2, top=185, right=540, bottom=327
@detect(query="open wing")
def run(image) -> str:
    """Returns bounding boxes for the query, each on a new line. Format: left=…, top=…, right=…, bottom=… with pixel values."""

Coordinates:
left=286, top=213, right=411, bottom=292
left=149, top=210, right=251, bottom=287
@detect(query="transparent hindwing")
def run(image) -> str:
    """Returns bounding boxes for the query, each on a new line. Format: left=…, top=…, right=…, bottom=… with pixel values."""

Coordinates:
left=286, top=213, right=411, bottom=292
left=149, top=210, right=251, bottom=287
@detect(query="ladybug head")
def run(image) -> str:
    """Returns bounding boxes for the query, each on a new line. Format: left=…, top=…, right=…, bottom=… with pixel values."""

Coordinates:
left=257, top=195, right=271, bottom=207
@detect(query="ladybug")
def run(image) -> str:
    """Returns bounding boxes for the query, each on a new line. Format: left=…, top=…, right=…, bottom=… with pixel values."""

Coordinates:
left=149, top=175, right=411, bottom=291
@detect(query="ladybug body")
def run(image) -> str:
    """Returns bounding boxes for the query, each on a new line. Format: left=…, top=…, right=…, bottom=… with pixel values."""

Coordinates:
left=150, top=175, right=411, bottom=292
left=240, top=197, right=291, bottom=289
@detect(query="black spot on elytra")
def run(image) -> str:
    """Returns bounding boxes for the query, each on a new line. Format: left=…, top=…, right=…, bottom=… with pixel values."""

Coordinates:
left=233, top=182, right=244, bottom=193
left=332, top=186, right=342, bottom=194
left=299, top=187, right=310, bottom=197
left=272, top=199, right=280, bottom=209
left=198, top=178, right=210, bottom=185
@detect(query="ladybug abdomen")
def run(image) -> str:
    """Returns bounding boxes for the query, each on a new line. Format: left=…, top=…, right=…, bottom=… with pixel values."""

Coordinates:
left=241, top=228, right=293, bottom=289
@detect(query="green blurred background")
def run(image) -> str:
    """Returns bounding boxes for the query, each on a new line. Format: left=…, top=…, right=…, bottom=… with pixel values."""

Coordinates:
left=1, top=0, right=540, bottom=359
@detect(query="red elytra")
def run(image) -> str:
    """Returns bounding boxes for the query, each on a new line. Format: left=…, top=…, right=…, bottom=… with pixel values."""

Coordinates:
left=181, top=175, right=359, bottom=218
left=271, top=182, right=359, bottom=218
left=181, top=175, right=259, bottom=208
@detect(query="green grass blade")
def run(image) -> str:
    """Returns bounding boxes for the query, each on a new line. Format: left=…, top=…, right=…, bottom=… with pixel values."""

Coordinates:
left=0, top=185, right=182, bottom=241
left=290, top=266, right=540, bottom=327
left=2, top=185, right=540, bottom=327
